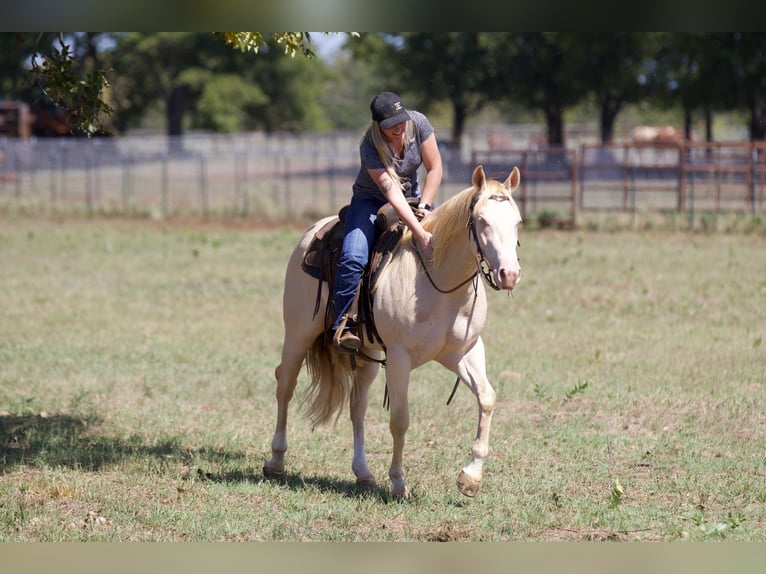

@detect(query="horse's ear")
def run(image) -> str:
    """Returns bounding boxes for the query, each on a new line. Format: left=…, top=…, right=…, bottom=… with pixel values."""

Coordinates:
left=504, top=166, right=521, bottom=194
left=472, top=165, right=486, bottom=189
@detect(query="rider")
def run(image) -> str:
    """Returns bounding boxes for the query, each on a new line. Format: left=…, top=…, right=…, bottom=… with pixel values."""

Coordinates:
left=332, top=91, right=443, bottom=353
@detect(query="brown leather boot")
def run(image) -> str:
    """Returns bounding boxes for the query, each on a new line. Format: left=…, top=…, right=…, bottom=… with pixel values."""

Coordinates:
left=333, top=317, right=361, bottom=354
left=333, top=328, right=361, bottom=354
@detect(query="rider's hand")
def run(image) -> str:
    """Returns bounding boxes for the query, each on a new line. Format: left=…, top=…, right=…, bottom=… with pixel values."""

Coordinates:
left=415, top=230, right=433, bottom=260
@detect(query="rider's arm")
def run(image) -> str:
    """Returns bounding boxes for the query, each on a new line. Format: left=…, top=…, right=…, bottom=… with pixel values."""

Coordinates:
left=417, top=133, right=443, bottom=213
left=368, top=168, right=433, bottom=259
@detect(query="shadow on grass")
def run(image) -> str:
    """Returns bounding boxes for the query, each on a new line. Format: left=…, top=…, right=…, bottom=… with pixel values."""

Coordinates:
left=0, top=412, right=391, bottom=501
left=198, top=466, right=391, bottom=502
left=0, top=412, right=245, bottom=473
left=267, top=471, right=392, bottom=502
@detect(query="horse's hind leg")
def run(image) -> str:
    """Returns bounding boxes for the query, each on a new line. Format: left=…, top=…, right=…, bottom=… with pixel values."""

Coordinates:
left=349, top=357, right=381, bottom=487
left=263, top=342, right=307, bottom=480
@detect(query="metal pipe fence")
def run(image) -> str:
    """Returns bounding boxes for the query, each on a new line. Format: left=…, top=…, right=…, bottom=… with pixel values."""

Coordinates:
left=474, top=140, right=766, bottom=227
left=0, top=132, right=362, bottom=219
left=2, top=133, right=765, bottom=225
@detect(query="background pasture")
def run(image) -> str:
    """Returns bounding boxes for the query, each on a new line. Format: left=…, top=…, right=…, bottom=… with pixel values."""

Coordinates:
left=0, top=214, right=764, bottom=541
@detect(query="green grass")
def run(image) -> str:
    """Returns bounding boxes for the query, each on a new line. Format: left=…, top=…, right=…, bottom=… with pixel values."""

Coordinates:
left=0, top=215, right=764, bottom=541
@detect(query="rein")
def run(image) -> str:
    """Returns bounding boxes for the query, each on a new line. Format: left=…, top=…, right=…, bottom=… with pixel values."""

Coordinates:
left=415, top=249, right=478, bottom=294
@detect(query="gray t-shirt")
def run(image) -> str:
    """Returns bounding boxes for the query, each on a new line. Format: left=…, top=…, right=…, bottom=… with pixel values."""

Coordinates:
left=352, top=110, right=435, bottom=201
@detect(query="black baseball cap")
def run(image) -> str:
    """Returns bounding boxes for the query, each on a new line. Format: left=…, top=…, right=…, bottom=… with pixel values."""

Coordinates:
left=370, top=91, right=410, bottom=129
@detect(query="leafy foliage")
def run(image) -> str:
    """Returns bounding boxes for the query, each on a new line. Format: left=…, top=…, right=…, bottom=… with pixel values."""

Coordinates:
left=22, top=32, right=325, bottom=137
left=29, top=33, right=113, bottom=136
left=216, top=32, right=316, bottom=58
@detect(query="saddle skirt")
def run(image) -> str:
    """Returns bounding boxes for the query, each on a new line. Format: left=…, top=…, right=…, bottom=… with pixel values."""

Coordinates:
left=301, top=199, right=419, bottom=348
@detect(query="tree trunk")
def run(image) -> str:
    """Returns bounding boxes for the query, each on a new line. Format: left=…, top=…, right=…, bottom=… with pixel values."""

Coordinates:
left=683, top=107, right=694, bottom=141
left=750, top=102, right=766, bottom=141
left=599, top=100, right=621, bottom=144
left=451, top=101, right=467, bottom=147
left=546, top=107, right=564, bottom=147
left=166, top=85, right=187, bottom=154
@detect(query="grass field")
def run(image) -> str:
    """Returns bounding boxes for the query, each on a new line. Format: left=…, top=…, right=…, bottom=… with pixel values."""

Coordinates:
left=1, top=214, right=764, bottom=541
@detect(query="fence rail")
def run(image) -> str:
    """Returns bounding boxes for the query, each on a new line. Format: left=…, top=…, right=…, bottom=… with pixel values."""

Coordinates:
left=474, top=140, right=766, bottom=226
left=2, top=133, right=765, bottom=224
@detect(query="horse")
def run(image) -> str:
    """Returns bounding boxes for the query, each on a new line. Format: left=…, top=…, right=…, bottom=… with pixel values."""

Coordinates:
left=263, top=165, right=523, bottom=499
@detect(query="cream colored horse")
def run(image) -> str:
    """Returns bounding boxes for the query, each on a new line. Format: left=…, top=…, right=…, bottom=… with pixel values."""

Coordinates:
left=264, top=165, right=522, bottom=499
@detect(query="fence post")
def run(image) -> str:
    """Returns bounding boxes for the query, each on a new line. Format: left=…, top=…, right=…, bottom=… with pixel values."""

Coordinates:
left=312, top=148, right=319, bottom=206
left=272, top=148, right=281, bottom=214
left=85, top=147, right=93, bottom=215
left=284, top=155, right=292, bottom=217
left=752, top=144, right=758, bottom=218
left=13, top=144, right=22, bottom=200
left=687, top=147, right=695, bottom=229
left=198, top=152, right=209, bottom=218
left=570, top=148, right=578, bottom=228
left=121, top=148, right=132, bottom=212
left=48, top=148, right=56, bottom=206
left=329, top=156, right=337, bottom=213
left=520, top=151, right=529, bottom=219
left=161, top=150, right=169, bottom=218
left=59, top=142, right=68, bottom=206
left=93, top=141, right=102, bottom=209
left=629, top=146, right=638, bottom=227
left=238, top=146, right=250, bottom=217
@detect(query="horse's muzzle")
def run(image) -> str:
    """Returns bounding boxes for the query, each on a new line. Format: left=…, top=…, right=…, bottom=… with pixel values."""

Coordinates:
left=497, top=265, right=521, bottom=290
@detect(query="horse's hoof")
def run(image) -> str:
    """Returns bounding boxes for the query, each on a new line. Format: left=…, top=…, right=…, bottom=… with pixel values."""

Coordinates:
left=356, top=475, right=378, bottom=488
left=392, top=486, right=411, bottom=500
left=456, top=470, right=480, bottom=497
left=263, top=465, right=286, bottom=481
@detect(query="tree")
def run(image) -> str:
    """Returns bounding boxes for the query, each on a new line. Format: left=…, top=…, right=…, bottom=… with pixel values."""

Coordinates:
left=0, top=33, right=32, bottom=99
left=18, top=32, right=322, bottom=136
left=489, top=33, right=592, bottom=148
left=397, top=33, right=495, bottom=147
left=728, top=33, right=766, bottom=141
left=106, top=32, right=335, bottom=141
left=580, top=33, right=657, bottom=143
left=651, top=33, right=740, bottom=142
left=345, top=32, right=496, bottom=147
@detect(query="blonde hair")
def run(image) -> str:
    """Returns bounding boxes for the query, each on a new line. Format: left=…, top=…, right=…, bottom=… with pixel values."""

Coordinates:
left=367, top=120, right=416, bottom=190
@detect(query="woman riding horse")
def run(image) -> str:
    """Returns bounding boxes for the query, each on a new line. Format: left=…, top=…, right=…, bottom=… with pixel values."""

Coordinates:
left=331, top=91, right=443, bottom=353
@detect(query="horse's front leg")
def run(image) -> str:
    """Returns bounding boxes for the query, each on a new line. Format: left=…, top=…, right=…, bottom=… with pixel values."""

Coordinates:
left=449, top=337, right=496, bottom=497
left=384, top=347, right=412, bottom=499
left=350, top=357, right=381, bottom=487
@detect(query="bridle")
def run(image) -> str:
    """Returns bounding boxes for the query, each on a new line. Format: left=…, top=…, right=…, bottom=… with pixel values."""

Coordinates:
left=417, top=190, right=513, bottom=294
left=469, top=192, right=515, bottom=292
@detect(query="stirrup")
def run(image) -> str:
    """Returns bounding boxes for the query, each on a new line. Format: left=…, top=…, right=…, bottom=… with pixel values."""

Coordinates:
left=333, top=327, right=361, bottom=354
left=333, top=314, right=361, bottom=354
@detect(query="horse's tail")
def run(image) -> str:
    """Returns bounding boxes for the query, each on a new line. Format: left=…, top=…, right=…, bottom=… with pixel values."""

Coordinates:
left=303, top=333, right=354, bottom=427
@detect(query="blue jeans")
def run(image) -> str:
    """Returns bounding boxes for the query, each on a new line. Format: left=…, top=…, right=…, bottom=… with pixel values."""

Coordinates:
left=332, top=194, right=386, bottom=331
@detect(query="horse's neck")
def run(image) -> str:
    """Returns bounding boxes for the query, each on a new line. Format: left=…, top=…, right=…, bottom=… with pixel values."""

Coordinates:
left=431, top=233, right=476, bottom=287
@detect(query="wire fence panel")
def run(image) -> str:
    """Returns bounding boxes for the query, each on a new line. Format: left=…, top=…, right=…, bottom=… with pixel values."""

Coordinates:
left=0, top=133, right=360, bottom=219
left=1, top=133, right=764, bottom=222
